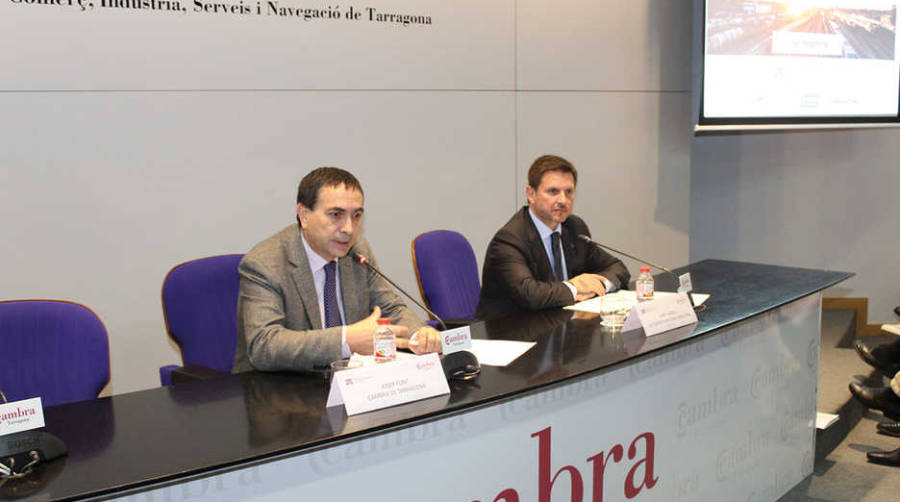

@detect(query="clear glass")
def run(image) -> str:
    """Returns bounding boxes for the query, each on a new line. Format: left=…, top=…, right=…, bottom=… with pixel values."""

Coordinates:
left=327, top=359, right=362, bottom=384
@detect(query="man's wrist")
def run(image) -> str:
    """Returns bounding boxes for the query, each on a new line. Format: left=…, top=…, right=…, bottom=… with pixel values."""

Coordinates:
left=341, top=325, right=351, bottom=358
left=563, top=281, right=577, bottom=300
left=600, top=276, right=615, bottom=293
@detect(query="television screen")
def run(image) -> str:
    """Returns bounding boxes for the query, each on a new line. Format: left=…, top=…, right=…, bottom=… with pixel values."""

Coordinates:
left=699, top=0, right=900, bottom=129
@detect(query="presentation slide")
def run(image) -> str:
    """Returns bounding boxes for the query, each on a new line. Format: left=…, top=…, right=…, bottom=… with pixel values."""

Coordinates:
left=703, top=0, right=900, bottom=120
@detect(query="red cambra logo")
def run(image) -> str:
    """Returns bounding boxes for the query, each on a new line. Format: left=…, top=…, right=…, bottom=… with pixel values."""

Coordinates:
left=0, top=406, right=37, bottom=425
left=472, top=426, right=658, bottom=502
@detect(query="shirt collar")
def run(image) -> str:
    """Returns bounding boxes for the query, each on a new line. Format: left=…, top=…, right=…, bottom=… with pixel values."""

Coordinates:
left=528, top=206, right=559, bottom=240
left=300, top=231, right=334, bottom=273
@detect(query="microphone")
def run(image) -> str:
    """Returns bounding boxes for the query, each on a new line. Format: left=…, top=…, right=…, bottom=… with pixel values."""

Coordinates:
left=352, top=252, right=448, bottom=331
left=576, top=235, right=699, bottom=308
left=0, top=388, right=68, bottom=483
left=577, top=234, right=676, bottom=276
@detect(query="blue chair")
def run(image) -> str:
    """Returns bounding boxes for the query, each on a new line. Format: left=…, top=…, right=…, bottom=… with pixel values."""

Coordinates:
left=411, top=230, right=481, bottom=322
left=0, top=300, right=110, bottom=407
left=160, top=254, right=243, bottom=386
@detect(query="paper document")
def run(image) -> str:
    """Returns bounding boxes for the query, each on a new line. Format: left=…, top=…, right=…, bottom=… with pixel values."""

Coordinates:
left=816, top=412, right=839, bottom=430
left=564, top=290, right=709, bottom=314
left=353, top=341, right=534, bottom=368
left=468, top=339, right=535, bottom=366
left=882, top=324, right=900, bottom=336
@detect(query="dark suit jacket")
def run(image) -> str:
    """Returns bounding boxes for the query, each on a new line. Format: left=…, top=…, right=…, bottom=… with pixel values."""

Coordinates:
left=475, top=207, right=630, bottom=320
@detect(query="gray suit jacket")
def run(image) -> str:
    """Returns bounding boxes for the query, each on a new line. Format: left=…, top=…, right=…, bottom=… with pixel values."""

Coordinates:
left=232, top=224, right=425, bottom=373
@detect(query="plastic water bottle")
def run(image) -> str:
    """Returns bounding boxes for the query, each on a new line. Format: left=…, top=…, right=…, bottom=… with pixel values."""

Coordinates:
left=373, top=318, right=396, bottom=363
left=636, top=267, right=655, bottom=302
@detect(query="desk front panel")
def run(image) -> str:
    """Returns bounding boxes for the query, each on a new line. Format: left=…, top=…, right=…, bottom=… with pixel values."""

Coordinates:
left=111, top=295, right=819, bottom=502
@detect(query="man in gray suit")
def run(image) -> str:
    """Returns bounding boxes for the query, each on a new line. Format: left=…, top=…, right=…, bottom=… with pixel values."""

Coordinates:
left=233, top=167, right=442, bottom=373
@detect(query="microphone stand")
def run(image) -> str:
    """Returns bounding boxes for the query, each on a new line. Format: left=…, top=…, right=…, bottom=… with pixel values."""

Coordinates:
left=352, top=253, right=448, bottom=331
left=577, top=235, right=701, bottom=310
left=351, top=254, right=483, bottom=381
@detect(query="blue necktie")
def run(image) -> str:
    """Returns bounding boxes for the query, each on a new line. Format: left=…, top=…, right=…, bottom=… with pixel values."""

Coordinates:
left=551, top=232, right=564, bottom=282
left=323, top=261, right=342, bottom=328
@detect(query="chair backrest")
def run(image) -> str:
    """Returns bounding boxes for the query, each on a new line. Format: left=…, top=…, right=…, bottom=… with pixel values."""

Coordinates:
left=162, top=254, right=243, bottom=373
left=412, top=230, right=481, bottom=319
left=0, top=300, right=110, bottom=407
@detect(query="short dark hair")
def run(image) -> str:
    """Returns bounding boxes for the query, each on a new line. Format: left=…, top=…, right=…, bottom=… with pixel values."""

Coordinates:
left=297, top=167, right=364, bottom=210
left=527, top=155, right=578, bottom=189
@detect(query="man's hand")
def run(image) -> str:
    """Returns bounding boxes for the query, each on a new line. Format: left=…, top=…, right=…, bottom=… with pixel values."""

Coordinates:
left=345, top=306, right=410, bottom=354
left=407, top=326, right=442, bottom=354
left=569, top=273, right=608, bottom=301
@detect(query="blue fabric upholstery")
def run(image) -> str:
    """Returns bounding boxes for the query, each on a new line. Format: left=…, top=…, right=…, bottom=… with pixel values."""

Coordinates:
left=0, top=300, right=110, bottom=407
left=412, top=230, right=481, bottom=320
left=161, top=254, right=243, bottom=385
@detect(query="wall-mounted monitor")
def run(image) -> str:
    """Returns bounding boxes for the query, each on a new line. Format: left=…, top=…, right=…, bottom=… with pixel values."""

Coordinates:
left=697, top=0, right=900, bottom=132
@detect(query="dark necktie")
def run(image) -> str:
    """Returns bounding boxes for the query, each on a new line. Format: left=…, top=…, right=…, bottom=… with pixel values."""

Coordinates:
left=323, top=261, right=342, bottom=328
left=550, top=231, right=564, bottom=282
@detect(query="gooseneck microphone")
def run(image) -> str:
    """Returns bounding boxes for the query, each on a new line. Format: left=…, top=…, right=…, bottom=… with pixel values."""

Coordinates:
left=576, top=234, right=676, bottom=276
left=577, top=234, right=700, bottom=309
left=352, top=252, right=448, bottom=331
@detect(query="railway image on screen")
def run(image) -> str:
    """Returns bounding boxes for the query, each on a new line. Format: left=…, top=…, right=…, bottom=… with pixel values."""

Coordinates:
left=707, top=0, right=896, bottom=60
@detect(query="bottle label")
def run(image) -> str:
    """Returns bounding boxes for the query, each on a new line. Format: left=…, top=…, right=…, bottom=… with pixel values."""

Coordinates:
left=637, top=283, right=654, bottom=300
left=374, top=336, right=396, bottom=362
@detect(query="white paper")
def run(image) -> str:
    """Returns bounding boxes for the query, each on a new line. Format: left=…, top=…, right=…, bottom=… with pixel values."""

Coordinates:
left=881, top=323, right=900, bottom=336
left=816, top=412, right=839, bottom=430
left=565, top=290, right=709, bottom=314
left=468, top=339, right=535, bottom=367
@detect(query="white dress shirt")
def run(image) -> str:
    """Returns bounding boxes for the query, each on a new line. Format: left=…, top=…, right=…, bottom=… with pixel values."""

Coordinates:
left=301, top=232, right=351, bottom=358
left=527, top=208, right=615, bottom=299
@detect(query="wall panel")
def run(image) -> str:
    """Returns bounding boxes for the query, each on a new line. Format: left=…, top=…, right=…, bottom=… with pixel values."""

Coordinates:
left=0, top=91, right=516, bottom=393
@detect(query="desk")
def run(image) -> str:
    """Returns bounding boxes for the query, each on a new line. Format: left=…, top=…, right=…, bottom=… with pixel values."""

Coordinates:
left=13, top=260, right=850, bottom=501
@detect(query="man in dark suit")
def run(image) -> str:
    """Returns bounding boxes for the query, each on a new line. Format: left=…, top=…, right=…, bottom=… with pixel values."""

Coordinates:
left=476, top=155, right=630, bottom=320
left=233, top=167, right=442, bottom=373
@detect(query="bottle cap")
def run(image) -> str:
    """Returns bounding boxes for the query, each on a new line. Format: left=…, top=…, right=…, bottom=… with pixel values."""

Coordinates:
left=640, top=267, right=651, bottom=273
left=377, top=318, right=391, bottom=325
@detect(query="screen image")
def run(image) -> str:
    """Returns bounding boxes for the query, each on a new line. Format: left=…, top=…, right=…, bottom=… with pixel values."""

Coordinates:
left=700, top=0, right=900, bottom=126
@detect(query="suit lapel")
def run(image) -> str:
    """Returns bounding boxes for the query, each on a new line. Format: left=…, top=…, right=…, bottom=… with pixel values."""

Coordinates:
left=286, top=227, right=323, bottom=330
left=521, top=208, right=555, bottom=282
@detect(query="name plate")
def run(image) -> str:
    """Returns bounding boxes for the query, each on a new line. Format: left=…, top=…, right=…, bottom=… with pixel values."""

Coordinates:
left=623, top=291, right=698, bottom=336
left=678, top=272, right=693, bottom=293
left=326, top=353, right=450, bottom=416
left=440, top=325, right=472, bottom=355
left=0, top=398, right=45, bottom=436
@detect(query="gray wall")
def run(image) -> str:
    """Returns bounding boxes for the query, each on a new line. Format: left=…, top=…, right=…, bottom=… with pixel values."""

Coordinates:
left=691, top=128, right=900, bottom=323
left=0, top=0, right=693, bottom=395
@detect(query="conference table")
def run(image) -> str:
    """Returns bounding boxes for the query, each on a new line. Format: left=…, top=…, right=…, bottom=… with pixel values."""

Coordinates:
left=5, top=259, right=850, bottom=501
